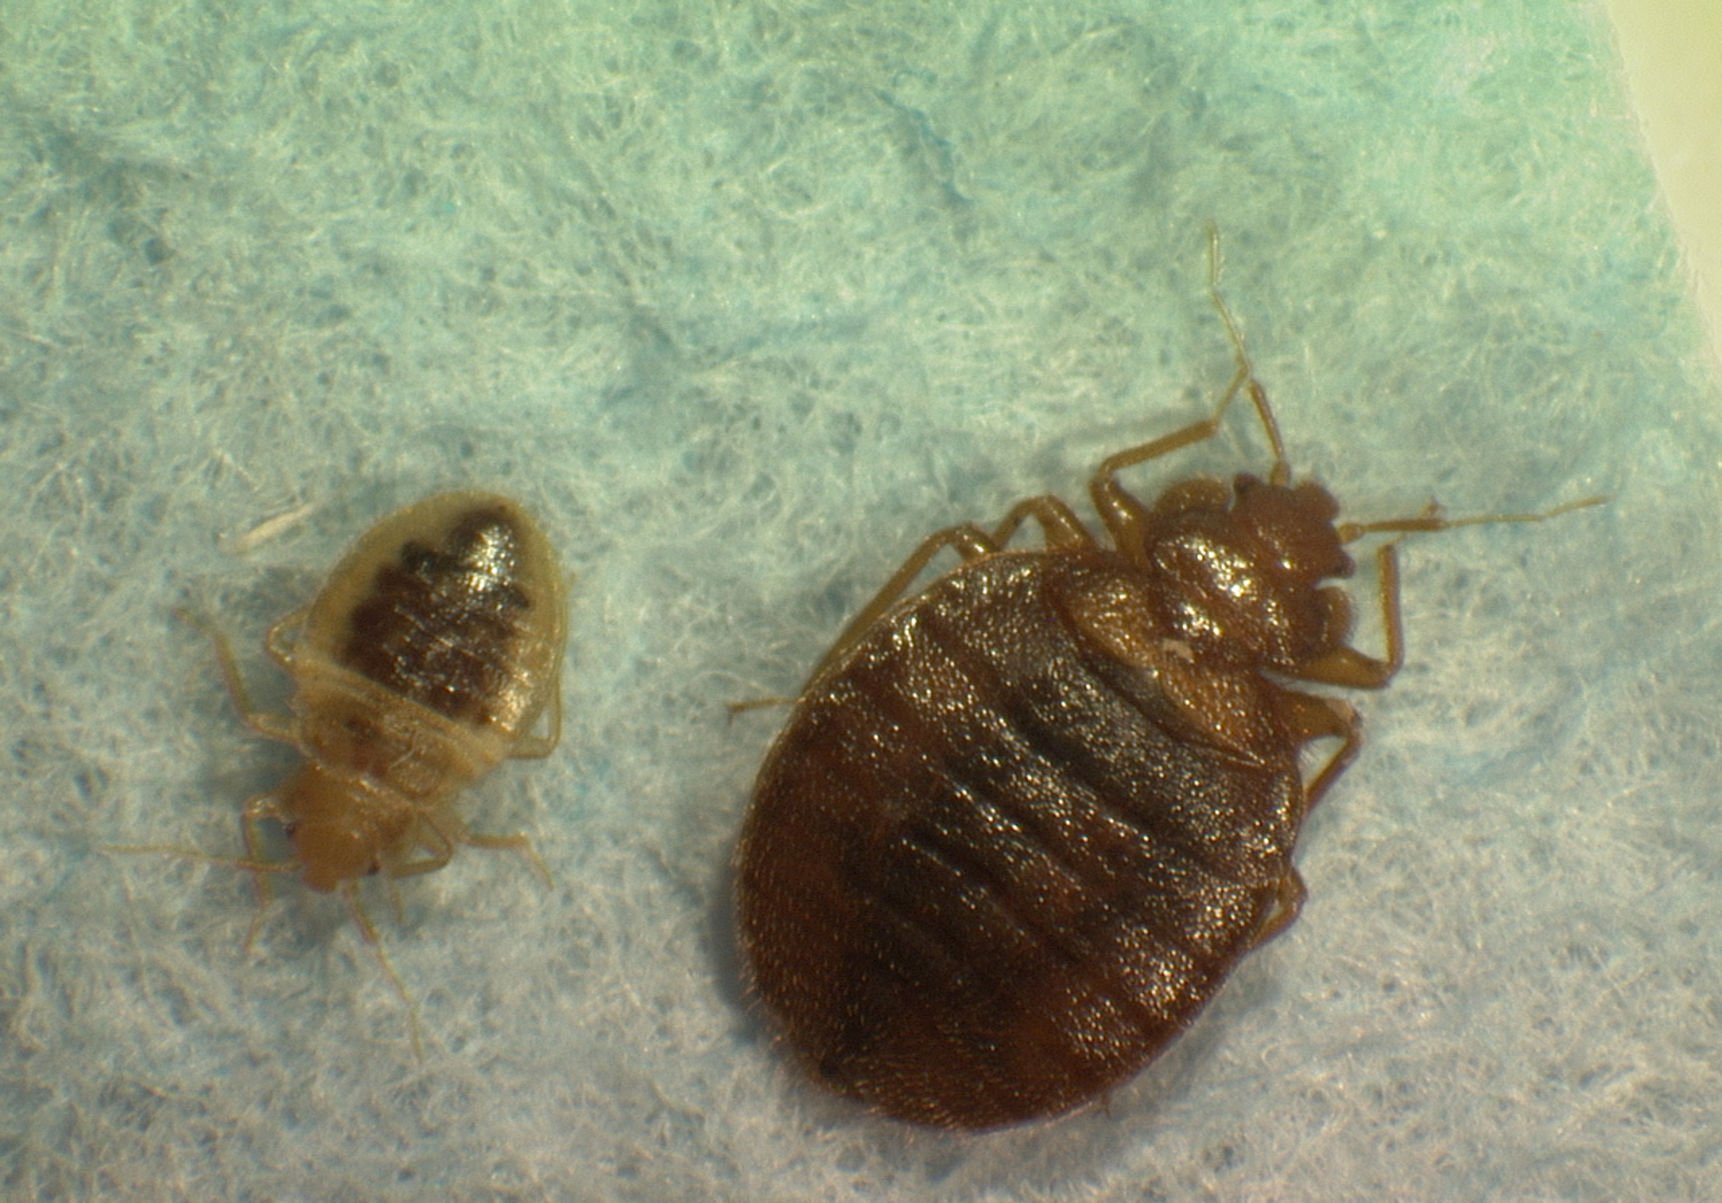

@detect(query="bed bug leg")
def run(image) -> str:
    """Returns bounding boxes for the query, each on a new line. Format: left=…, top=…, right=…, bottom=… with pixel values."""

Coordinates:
left=237, top=792, right=297, bottom=949
left=1089, top=374, right=1251, bottom=553
left=340, top=883, right=425, bottom=1059
left=1272, top=687, right=1365, bottom=814
left=463, top=831, right=554, bottom=887
left=506, top=686, right=563, bottom=759
left=726, top=695, right=797, bottom=718
left=813, top=498, right=1103, bottom=686
left=743, top=468, right=1104, bottom=707
left=1251, top=866, right=1310, bottom=947
left=389, top=814, right=554, bottom=890
left=100, top=837, right=297, bottom=920
left=1279, top=497, right=1602, bottom=804
left=174, top=607, right=298, bottom=744
left=262, top=604, right=310, bottom=670
left=807, top=524, right=997, bottom=683
left=988, top=495, right=1095, bottom=550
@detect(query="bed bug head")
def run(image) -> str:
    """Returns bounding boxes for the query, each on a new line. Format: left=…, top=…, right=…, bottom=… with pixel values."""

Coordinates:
left=278, top=763, right=386, bottom=893
left=1230, top=472, right=1353, bottom=583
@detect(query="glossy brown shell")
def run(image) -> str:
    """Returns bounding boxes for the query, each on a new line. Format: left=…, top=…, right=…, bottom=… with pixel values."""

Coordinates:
left=739, top=547, right=1305, bottom=1130
left=732, top=236, right=1597, bottom=1127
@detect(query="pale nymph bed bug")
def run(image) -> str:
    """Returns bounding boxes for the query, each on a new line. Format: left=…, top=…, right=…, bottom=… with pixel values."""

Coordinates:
left=735, top=231, right=1601, bottom=1130
left=123, top=490, right=567, bottom=1053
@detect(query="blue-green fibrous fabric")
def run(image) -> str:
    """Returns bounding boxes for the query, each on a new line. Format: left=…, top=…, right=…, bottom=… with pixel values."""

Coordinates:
left=0, top=3, right=1716, bottom=1200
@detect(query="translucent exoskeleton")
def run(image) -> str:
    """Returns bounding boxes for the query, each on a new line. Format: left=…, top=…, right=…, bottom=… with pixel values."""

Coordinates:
left=126, top=491, right=567, bottom=1055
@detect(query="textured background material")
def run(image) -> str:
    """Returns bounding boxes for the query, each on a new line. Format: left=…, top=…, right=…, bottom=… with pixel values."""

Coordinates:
left=1, top=3, right=1717, bottom=1200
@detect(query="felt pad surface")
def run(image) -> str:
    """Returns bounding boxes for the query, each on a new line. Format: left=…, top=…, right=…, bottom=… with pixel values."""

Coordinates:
left=1, top=3, right=1715, bottom=1200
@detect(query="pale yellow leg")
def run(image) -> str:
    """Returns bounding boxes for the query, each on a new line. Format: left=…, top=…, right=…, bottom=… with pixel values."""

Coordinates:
left=340, top=882, right=424, bottom=1060
left=464, top=831, right=553, bottom=888
left=175, top=607, right=297, bottom=744
left=510, top=686, right=562, bottom=759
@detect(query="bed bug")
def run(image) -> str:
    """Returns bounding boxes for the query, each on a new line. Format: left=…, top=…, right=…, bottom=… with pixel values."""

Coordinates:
left=734, top=231, right=1601, bottom=1130
left=132, top=490, right=566, bottom=1052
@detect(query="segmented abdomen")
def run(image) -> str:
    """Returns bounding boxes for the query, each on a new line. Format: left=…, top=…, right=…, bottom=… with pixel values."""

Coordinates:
left=739, top=550, right=1301, bottom=1128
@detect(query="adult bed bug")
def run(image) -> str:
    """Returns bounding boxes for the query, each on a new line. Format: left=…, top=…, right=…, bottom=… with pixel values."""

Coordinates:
left=134, top=490, right=566, bottom=1052
left=735, top=232, right=1599, bottom=1130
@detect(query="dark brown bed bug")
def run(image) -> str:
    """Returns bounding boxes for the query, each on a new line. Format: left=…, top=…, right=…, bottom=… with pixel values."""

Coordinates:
left=141, top=491, right=567, bottom=1051
left=735, top=233, right=1600, bottom=1130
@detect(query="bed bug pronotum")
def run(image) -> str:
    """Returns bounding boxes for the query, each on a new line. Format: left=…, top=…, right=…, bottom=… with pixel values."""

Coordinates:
left=734, top=230, right=1601, bottom=1130
left=126, top=491, right=567, bottom=1053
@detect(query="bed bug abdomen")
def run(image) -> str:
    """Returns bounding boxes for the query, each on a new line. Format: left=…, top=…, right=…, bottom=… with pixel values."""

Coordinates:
left=298, top=493, right=563, bottom=742
left=739, top=549, right=1308, bottom=1129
